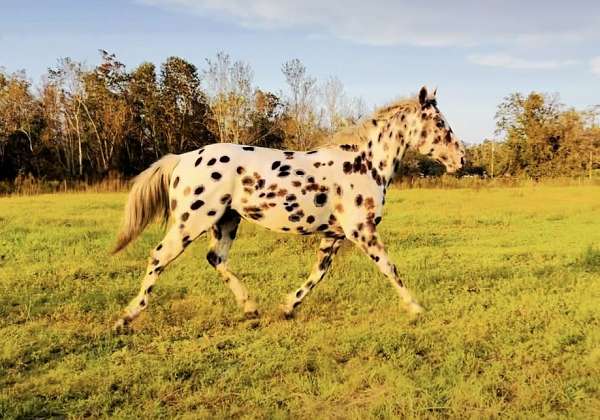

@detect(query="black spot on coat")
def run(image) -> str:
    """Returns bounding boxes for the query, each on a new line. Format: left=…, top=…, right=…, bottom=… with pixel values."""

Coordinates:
left=191, top=200, right=204, bottom=210
left=314, top=193, right=327, bottom=207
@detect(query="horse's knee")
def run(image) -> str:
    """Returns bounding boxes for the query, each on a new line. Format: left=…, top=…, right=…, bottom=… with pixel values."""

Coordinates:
left=206, top=250, right=222, bottom=267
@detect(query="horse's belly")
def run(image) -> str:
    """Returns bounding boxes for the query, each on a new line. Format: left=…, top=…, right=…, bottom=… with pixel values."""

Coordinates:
left=231, top=197, right=329, bottom=235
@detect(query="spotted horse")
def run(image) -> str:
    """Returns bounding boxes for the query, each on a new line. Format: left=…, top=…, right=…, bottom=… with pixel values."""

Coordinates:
left=112, top=86, right=465, bottom=330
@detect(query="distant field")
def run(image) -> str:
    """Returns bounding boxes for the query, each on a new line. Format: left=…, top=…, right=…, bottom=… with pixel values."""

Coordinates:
left=1, top=186, right=599, bottom=418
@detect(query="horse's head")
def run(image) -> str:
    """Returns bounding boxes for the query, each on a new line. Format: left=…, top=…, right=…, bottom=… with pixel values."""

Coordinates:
left=408, top=86, right=465, bottom=173
left=334, top=87, right=465, bottom=183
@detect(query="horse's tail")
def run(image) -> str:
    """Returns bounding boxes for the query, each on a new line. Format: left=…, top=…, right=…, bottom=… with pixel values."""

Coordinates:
left=112, top=154, right=180, bottom=254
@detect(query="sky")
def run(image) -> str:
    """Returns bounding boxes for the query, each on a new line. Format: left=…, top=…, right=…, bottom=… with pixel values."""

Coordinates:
left=1, top=0, right=599, bottom=143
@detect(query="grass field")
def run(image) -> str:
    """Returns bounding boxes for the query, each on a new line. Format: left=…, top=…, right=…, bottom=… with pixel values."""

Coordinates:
left=1, top=186, right=599, bottom=418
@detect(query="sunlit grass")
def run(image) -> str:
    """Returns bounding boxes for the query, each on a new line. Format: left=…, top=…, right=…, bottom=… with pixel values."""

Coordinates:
left=1, top=186, right=599, bottom=418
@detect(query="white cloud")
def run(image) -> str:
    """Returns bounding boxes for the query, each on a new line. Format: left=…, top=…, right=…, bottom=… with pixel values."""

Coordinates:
left=138, top=0, right=600, bottom=48
left=591, top=57, right=600, bottom=76
left=468, top=53, right=578, bottom=70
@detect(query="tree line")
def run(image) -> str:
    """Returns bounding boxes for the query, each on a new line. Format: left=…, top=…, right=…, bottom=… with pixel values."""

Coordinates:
left=0, top=50, right=365, bottom=182
left=1, top=50, right=598, bottom=184
left=465, top=93, right=599, bottom=179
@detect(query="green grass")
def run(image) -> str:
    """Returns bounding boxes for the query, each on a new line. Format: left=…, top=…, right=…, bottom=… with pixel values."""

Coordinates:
left=1, top=186, right=599, bottom=418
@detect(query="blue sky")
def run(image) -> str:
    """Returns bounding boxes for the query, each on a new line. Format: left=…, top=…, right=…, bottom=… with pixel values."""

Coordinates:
left=1, top=0, right=599, bottom=143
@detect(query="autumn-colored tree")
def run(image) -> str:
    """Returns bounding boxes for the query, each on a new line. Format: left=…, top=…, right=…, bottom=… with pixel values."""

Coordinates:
left=82, top=51, right=133, bottom=173
left=0, top=71, right=38, bottom=154
left=0, top=70, right=42, bottom=178
left=45, top=58, right=89, bottom=177
left=203, top=52, right=255, bottom=144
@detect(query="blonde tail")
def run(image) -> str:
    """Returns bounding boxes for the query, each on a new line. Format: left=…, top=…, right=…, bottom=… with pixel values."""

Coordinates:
left=112, top=154, right=180, bottom=254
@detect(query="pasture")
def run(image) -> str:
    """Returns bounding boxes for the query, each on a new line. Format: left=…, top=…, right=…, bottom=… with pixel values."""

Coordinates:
left=1, top=186, right=599, bottom=418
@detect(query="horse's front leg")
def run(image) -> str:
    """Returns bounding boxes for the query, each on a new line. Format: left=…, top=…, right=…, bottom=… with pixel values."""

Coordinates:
left=345, top=224, right=424, bottom=314
left=282, top=236, right=344, bottom=318
left=207, top=209, right=258, bottom=318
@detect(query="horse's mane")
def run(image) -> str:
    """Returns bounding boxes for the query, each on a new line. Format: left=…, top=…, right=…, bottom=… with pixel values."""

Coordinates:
left=325, top=96, right=420, bottom=147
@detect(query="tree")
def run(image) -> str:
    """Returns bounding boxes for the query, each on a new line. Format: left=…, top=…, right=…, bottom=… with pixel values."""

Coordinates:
left=159, top=56, right=213, bottom=153
left=495, top=92, right=562, bottom=177
left=82, top=50, right=133, bottom=173
left=281, top=58, right=321, bottom=150
left=203, top=52, right=254, bottom=143
left=45, top=57, right=88, bottom=177
left=247, top=89, right=285, bottom=148
left=0, top=70, right=38, bottom=155
left=321, top=76, right=345, bottom=133
left=0, top=70, right=43, bottom=179
left=128, top=62, right=162, bottom=166
left=320, top=76, right=366, bottom=133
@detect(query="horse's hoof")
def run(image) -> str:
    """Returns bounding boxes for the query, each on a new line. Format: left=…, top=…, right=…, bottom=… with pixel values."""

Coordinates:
left=277, top=302, right=295, bottom=319
left=281, top=309, right=295, bottom=320
left=112, top=318, right=130, bottom=334
left=243, top=300, right=259, bottom=319
left=246, top=319, right=261, bottom=330
left=407, top=302, right=425, bottom=315
left=244, top=309, right=260, bottom=319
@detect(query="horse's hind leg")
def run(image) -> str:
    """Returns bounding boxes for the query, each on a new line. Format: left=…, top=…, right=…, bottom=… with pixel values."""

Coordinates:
left=113, top=218, right=213, bottom=331
left=207, top=209, right=258, bottom=318
left=282, top=236, right=344, bottom=318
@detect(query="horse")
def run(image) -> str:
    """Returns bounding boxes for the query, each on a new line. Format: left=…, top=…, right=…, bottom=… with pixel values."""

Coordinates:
left=112, top=86, right=465, bottom=330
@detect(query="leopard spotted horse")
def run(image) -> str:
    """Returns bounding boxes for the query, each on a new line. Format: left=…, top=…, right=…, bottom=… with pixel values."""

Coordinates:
left=112, top=86, right=465, bottom=330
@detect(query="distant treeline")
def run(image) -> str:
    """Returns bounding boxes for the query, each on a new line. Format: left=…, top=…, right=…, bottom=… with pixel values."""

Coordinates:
left=0, top=50, right=371, bottom=183
left=466, top=93, right=600, bottom=179
left=0, top=50, right=598, bottom=184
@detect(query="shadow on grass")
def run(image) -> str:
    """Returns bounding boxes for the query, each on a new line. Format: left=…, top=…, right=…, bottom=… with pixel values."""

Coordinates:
left=571, top=246, right=600, bottom=273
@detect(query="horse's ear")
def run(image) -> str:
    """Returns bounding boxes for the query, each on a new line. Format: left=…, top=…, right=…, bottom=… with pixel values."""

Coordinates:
left=418, top=86, right=428, bottom=106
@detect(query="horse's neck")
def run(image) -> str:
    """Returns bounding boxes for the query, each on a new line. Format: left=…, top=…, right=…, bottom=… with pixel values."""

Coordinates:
left=358, top=118, right=410, bottom=187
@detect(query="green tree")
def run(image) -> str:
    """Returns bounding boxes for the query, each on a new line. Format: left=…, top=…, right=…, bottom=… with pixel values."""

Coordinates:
left=128, top=62, right=162, bottom=167
left=495, top=92, right=562, bottom=177
left=159, top=57, right=213, bottom=154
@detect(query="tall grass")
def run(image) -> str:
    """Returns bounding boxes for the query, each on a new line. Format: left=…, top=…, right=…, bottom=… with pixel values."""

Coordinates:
left=0, top=173, right=129, bottom=196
